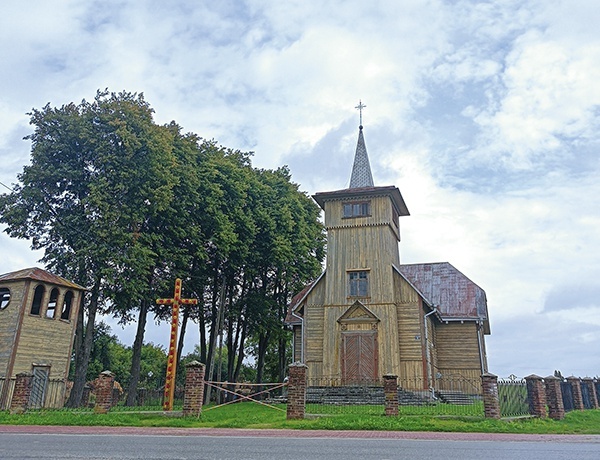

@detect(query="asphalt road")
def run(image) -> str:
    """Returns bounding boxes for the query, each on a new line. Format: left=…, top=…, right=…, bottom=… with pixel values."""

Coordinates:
left=1, top=427, right=599, bottom=460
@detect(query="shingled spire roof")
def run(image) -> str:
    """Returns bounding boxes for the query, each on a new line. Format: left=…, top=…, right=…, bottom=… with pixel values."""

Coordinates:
left=349, top=125, right=374, bottom=188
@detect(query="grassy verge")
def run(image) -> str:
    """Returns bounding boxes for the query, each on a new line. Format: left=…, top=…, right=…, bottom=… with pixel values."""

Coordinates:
left=1, top=404, right=599, bottom=435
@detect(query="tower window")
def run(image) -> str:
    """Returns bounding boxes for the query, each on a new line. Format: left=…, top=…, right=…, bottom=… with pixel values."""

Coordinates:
left=61, top=291, right=74, bottom=320
left=0, top=288, right=10, bottom=309
left=46, top=288, right=59, bottom=319
left=348, top=270, right=369, bottom=297
left=30, top=285, right=45, bottom=315
left=343, top=201, right=371, bottom=218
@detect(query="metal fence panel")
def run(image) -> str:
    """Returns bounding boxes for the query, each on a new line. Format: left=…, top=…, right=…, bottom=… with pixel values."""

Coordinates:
left=561, top=381, right=574, bottom=412
left=498, top=379, right=529, bottom=417
left=581, top=382, right=592, bottom=409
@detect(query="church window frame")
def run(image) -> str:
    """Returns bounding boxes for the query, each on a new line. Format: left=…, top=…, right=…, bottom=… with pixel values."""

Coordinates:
left=348, top=270, right=370, bottom=298
left=343, top=201, right=371, bottom=218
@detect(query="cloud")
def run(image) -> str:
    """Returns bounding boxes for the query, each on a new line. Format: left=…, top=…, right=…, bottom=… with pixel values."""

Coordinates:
left=544, top=284, right=600, bottom=312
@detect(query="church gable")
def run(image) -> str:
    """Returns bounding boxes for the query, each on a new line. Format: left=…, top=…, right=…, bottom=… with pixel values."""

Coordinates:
left=337, top=300, right=380, bottom=327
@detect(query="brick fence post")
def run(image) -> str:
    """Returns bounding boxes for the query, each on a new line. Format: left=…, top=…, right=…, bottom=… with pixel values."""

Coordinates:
left=383, top=374, right=399, bottom=416
left=582, top=378, right=599, bottom=409
left=525, top=374, right=547, bottom=418
left=567, top=376, right=584, bottom=410
left=9, top=372, right=33, bottom=414
left=287, top=362, right=307, bottom=420
left=183, top=361, right=206, bottom=417
left=94, top=371, right=115, bottom=414
left=481, top=373, right=501, bottom=419
left=544, top=375, right=565, bottom=420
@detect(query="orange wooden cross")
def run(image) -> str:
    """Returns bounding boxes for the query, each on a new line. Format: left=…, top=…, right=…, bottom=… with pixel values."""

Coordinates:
left=156, top=278, right=197, bottom=411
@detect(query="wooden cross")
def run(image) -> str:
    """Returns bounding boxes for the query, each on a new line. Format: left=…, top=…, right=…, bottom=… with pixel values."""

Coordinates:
left=156, top=278, right=198, bottom=411
left=355, top=100, right=366, bottom=126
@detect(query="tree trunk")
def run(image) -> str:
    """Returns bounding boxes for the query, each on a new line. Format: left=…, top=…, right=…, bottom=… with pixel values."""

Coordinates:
left=233, top=321, right=247, bottom=383
left=69, top=296, right=84, bottom=380
left=255, top=331, right=270, bottom=384
left=278, top=334, right=287, bottom=383
left=204, top=278, right=225, bottom=404
left=125, top=301, right=149, bottom=406
left=66, top=279, right=100, bottom=408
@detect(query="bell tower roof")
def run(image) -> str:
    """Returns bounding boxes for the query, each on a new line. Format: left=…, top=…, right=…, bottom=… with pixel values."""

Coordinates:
left=348, top=100, right=374, bottom=189
left=348, top=126, right=374, bottom=188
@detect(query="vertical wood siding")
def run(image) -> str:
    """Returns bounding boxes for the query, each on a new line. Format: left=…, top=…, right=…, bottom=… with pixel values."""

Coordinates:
left=435, top=322, right=481, bottom=370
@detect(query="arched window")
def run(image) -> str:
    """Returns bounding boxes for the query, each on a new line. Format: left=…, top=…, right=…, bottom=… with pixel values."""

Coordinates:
left=30, top=285, right=45, bottom=315
left=46, top=288, right=59, bottom=318
left=61, top=291, right=74, bottom=320
left=0, top=287, right=10, bottom=309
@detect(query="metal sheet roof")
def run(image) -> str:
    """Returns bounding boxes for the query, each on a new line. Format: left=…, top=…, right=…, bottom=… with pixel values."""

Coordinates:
left=0, top=267, right=86, bottom=290
left=399, top=262, right=488, bottom=321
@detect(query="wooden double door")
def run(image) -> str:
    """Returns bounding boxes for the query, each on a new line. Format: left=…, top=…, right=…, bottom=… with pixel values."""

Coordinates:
left=341, top=331, right=378, bottom=384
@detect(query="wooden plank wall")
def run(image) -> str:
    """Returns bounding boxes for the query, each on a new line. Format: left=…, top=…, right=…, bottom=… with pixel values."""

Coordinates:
left=292, top=326, right=302, bottom=362
left=324, top=195, right=400, bottom=306
left=324, top=195, right=394, bottom=228
left=325, top=230, right=399, bottom=305
left=435, top=321, right=481, bottom=371
left=12, top=285, right=81, bottom=379
left=393, top=272, right=425, bottom=383
left=0, top=280, right=26, bottom=377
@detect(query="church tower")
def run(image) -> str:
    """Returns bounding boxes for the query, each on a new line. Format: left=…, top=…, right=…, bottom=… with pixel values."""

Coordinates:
left=312, top=125, right=409, bottom=307
left=308, top=107, right=410, bottom=382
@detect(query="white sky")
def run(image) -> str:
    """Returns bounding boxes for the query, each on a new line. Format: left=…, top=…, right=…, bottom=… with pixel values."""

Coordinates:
left=1, top=0, right=599, bottom=379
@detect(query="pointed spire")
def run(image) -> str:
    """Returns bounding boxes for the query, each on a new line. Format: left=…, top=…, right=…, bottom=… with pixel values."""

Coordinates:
left=349, top=101, right=374, bottom=188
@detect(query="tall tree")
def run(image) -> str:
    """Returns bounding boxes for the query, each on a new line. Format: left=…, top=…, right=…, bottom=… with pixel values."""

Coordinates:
left=0, top=90, right=177, bottom=406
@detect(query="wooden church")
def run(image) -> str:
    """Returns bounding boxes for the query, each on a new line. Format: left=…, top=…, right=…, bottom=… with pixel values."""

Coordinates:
left=286, top=117, right=490, bottom=392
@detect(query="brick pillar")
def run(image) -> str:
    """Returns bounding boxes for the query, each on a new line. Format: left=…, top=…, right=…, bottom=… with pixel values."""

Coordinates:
left=481, top=373, right=501, bottom=419
left=287, top=362, right=307, bottom=420
left=525, top=374, right=547, bottom=418
left=383, top=374, right=398, bottom=416
left=582, top=378, right=599, bottom=409
left=567, top=376, right=584, bottom=410
left=9, top=373, right=33, bottom=414
left=544, top=375, right=565, bottom=420
left=183, top=361, right=206, bottom=417
left=94, top=371, right=115, bottom=414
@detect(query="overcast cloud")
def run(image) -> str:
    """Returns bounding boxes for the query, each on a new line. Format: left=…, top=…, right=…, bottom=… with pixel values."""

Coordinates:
left=1, top=0, right=599, bottom=378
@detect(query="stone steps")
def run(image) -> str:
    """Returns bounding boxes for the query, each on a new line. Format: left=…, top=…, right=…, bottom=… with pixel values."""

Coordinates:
left=435, top=390, right=479, bottom=405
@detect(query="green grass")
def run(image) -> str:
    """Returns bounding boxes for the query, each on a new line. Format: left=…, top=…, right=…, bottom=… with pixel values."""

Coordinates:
left=1, top=404, right=600, bottom=435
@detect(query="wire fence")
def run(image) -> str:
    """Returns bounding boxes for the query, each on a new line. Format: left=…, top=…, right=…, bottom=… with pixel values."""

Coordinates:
left=305, top=375, right=484, bottom=417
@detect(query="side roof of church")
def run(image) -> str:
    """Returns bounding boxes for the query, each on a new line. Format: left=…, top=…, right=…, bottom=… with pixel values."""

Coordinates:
left=396, top=262, right=489, bottom=324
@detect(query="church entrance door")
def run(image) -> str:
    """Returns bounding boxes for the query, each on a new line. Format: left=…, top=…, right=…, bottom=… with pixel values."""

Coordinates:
left=341, top=331, right=378, bottom=384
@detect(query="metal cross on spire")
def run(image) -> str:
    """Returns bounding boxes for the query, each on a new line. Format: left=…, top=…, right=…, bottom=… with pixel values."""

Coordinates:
left=355, top=100, right=366, bottom=127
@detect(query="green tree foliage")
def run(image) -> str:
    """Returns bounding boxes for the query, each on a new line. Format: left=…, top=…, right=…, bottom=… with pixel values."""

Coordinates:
left=71, top=321, right=167, bottom=391
left=0, top=90, right=325, bottom=407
